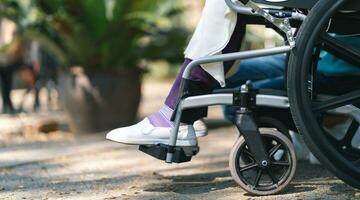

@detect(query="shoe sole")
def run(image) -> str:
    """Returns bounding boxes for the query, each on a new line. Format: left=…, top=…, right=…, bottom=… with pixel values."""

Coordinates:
left=106, top=136, right=197, bottom=146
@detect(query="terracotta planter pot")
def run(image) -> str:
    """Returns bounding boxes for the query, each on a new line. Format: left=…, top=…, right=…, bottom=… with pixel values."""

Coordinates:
left=59, top=67, right=142, bottom=133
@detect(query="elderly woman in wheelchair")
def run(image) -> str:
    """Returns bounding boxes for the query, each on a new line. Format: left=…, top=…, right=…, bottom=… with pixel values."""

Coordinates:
left=107, top=0, right=360, bottom=195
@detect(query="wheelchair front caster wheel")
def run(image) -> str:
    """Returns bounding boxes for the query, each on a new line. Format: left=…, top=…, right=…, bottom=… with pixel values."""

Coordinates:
left=229, top=130, right=297, bottom=195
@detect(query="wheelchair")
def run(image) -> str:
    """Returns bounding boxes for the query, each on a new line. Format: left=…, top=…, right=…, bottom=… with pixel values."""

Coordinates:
left=138, top=0, right=360, bottom=195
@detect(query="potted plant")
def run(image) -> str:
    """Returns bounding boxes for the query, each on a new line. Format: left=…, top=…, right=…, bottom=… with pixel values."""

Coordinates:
left=9, top=0, right=188, bottom=133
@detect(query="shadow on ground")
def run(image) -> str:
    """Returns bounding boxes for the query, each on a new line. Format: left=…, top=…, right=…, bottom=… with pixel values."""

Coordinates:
left=144, top=161, right=356, bottom=197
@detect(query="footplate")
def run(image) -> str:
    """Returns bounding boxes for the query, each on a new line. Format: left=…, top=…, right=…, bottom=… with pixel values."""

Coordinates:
left=139, top=144, right=199, bottom=163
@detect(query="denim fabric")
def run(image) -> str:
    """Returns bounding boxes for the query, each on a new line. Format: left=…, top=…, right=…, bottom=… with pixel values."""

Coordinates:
left=226, top=54, right=287, bottom=90
left=223, top=54, right=360, bottom=122
left=223, top=54, right=286, bottom=121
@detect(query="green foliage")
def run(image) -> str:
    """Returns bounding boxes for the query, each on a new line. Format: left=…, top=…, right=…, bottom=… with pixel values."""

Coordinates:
left=1, top=0, right=189, bottom=70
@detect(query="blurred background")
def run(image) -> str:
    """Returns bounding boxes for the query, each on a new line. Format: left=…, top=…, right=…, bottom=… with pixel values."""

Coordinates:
left=0, top=0, right=282, bottom=144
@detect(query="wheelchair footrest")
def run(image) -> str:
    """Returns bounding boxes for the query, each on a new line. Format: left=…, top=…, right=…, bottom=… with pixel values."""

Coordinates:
left=139, top=144, right=199, bottom=163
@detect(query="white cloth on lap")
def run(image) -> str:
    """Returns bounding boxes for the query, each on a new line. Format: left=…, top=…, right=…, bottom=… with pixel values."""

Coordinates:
left=184, top=0, right=238, bottom=87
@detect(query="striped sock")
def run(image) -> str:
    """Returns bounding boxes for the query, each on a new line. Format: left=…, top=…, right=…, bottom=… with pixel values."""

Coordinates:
left=148, top=105, right=174, bottom=127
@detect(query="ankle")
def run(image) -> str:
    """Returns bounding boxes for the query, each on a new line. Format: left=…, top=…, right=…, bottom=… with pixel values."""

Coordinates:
left=148, top=105, right=174, bottom=128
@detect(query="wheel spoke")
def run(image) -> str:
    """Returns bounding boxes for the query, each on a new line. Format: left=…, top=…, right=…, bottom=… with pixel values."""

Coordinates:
left=341, top=121, right=359, bottom=145
left=355, top=159, right=360, bottom=167
left=287, top=1, right=360, bottom=187
left=320, top=33, right=360, bottom=67
left=267, top=169, right=279, bottom=184
left=240, top=162, right=258, bottom=172
left=272, top=161, right=290, bottom=166
left=254, top=169, right=263, bottom=187
left=243, top=149, right=254, bottom=159
left=269, top=144, right=282, bottom=157
left=325, top=129, right=360, bottom=159
left=312, top=90, right=360, bottom=113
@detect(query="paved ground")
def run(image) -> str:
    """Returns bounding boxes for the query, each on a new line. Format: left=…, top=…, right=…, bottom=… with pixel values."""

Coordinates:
left=0, top=128, right=359, bottom=200
left=0, top=81, right=359, bottom=199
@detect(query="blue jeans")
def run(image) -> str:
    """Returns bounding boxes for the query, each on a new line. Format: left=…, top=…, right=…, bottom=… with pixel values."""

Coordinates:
left=223, top=54, right=286, bottom=121
left=226, top=54, right=287, bottom=90
left=223, top=54, right=360, bottom=121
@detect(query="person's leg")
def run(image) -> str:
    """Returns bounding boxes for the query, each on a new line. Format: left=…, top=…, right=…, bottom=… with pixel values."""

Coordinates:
left=0, top=69, right=5, bottom=113
left=106, top=59, right=218, bottom=146
left=147, top=59, right=218, bottom=128
left=225, top=54, right=286, bottom=89
left=33, top=73, right=44, bottom=112
left=164, top=59, right=218, bottom=111
left=1, top=67, right=15, bottom=114
left=223, top=54, right=286, bottom=121
left=107, top=16, right=245, bottom=145
left=149, top=15, right=245, bottom=128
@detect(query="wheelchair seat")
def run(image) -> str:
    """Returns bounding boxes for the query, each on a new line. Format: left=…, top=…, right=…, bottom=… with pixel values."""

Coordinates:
left=252, top=0, right=360, bottom=10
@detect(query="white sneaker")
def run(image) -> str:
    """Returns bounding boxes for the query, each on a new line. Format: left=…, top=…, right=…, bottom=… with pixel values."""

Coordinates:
left=106, top=118, right=197, bottom=146
left=194, top=119, right=208, bottom=137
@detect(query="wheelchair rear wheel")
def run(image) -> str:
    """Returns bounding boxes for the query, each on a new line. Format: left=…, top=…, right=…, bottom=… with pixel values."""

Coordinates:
left=229, top=129, right=296, bottom=195
left=287, top=0, right=360, bottom=188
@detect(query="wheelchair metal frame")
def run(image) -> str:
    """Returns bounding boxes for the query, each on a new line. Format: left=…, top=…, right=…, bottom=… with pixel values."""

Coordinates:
left=137, top=0, right=360, bottom=194
left=164, top=0, right=303, bottom=163
left=166, top=47, right=292, bottom=162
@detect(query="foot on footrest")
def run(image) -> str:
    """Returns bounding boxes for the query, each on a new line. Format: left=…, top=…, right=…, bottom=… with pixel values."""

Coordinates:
left=139, top=144, right=199, bottom=163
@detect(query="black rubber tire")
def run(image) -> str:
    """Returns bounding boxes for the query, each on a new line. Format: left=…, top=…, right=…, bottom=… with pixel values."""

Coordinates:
left=229, top=130, right=297, bottom=195
left=258, top=117, right=291, bottom=139
left=287, top=0, right=360, bottom=188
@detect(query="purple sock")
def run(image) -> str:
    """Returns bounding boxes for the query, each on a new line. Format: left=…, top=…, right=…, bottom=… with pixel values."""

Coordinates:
left=147, top=61, right=214, bottom=128
left=148, top=105, right=174, bottom=127
left=150, top=14, right=245, bottom=126
left=165, top=59, right=217, bottom=109
left=164, top=16, right=244, bottom=109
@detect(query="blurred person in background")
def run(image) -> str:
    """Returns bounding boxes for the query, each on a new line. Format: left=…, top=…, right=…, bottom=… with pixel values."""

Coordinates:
left=0, top=35, right=25, bottom=114
left=19, top=41, right=59, bottom=112
left=0, top=32, right=59, bottom=114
